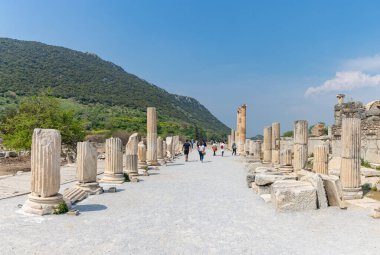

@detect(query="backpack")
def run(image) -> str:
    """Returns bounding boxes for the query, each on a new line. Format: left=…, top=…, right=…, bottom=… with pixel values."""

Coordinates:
left=221, top=144, right=224, bottom=149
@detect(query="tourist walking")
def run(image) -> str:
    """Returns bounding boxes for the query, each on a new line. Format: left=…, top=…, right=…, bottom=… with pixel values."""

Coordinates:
left=220, top=141, right=225, bottom=157
left=212, top=142, right=217, bottom=156
left=198, top=141, right=206, bottom=163
left=183, top=140, right=191, bottom=162
left=232, top=142, right=237, bottom=156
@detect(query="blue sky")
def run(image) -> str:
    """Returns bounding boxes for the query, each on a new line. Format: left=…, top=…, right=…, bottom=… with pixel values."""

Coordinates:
left=2, top=0, right=380, bottom=136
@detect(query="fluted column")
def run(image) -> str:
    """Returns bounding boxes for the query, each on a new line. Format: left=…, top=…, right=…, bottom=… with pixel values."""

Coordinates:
left=146, top=107, right=158, bottom=166
left=340, top=118, right=363, bottom=199
left=125, top=133, right=139, bottom=180
left=253, top=141, right=262, bottom=161
left=263, top=126, right=272, bottom=163
left=313, top=145, right=328, bottom=175
left=23, top=129, right=64, bottom=215
left=166, top=136, right=174, bottom=160
left=157, top=136, right=166, bottom=165
left=76, top=141, right=103, bottom=194
left=271, top=122, right=280, bottom=165
left=100, top=137, right=124, bottom=183
left=230, top=129, right=235, bottom=150
left=138, top=140, right=149, bottom=176
left=163, top=140, right=167, bottom=159
left=293, top=120, right=308, bottom=171
left=238, top=104, right=247, bottom=154
left=279, top=148, right=293, bottom=173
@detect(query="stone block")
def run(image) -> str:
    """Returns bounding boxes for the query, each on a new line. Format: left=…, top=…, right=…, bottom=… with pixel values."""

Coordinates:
left=300, top=173, right=328, bottom=209
left=255, top=173, right=296, bottom=186
left=260, top=194, right=271, bottom=203
left=320, top=174, right=346, bottom=209
left=271, top=180, right=317, bottom=212
left=361, top=167, right=380, bottom=177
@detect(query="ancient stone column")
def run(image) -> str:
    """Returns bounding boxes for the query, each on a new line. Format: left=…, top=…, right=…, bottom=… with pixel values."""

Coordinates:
left=23, top=129, right=64, bottom=215
left=279, top=148, right=293, bottom=173
left=166, top=136, right=174, bottom=160
left=253, top=141, right=262, bottom=161
left=172, top=136, right=179, bottom=156
left=146, top=107, right=158, bottom=166
left=271, top=122, right=280, bottom=165
left=340, top=118, right=363, bottom=199
left=238, top=104, right=247, bottom=154
left=76, top=142, right=103, bottom=194
left=249, top=140, right=255, bottom=155
left=245, top=139, right=250, bottom=155
left=157, top=136, right=166, bottom=165
left=313, top=145, right=328, bottom=175
left=138, top=140, right=149, bottom=175
left=236, top=110, right=240, bottom=152
left=125, top=133, right=139, bottom=180
left=293, top=120, right=308, bottom=171
left=100, top=137, right=124, bottom=183
left=263, top=126, right=272, bottom=163
left=230, top=129, right=235, bottom=150
left=162, top=140, right=167, bottom=159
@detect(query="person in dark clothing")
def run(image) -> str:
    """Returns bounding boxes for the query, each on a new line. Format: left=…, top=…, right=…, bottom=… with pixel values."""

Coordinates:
left=232, top=142, right=237, bottom=156
left=183, top=140, right=191, bottom=162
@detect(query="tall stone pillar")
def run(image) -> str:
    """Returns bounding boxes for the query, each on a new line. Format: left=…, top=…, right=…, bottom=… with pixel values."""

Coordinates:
left=279, top=149, right=293, bottom=173
left=253, top=141, right=262, bottom=161
left=340, top=118, right=363, bottom=199
left=244, top=139, right=250, bottom=155
left=263, top=126, right=272, bottom=163
left=162, top=140, right=168, bottom=159
left=293, top=120, right=308, bottom=171
left=230, top=129, right=235, bottom=150
left=236, top=110, right=240, bottom=152
left=146, top=107, right=158, bottom=166
left=271, top=122, right=280, bottom=166
left=166, top=136, right=174, bottom=160
left=23, top=129, right=64, bottom=215
left=157, top=136, right=166, bottom=165
left=125, top=133, right=139, bottom=180
left=100, top=137, right=124, bottom=183
left=138, top=140, right=149, bottom=176
left=238, top=104, right=247, bottom=154
left=313, top=145, right=328, bottom=175
left=76, top=142, right=103, bottom=194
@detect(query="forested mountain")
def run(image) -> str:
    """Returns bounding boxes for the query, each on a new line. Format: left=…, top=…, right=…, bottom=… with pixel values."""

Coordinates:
left=0, top=38, right=229, bottom=138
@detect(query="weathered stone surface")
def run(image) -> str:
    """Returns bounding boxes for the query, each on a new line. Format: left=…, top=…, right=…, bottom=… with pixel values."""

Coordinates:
left=300, top=173, right=328, bottom=209
left=361, top=167, right=380, bottom=177
left=328, top=156, right=341, bottom=171
left=260, top=194, right=271, bottom=203
left=320, top=174, right=346, bottom=209
left=252, top=183, right=271, bottom=195
left=313, top=145, right=328, bottom=175
left=157, top=136, right=165, bottom=165
left=246, top=174, right=255, bottom=188
left=125, top=133, right=139, bottom=179
left=64, top=187, right=89, bottom=204
left=271, top=122, right=280, bottom=165
left=255, top=174, right=296, bottom=186
left=271, top=180, right=317, bottom=212
left=100, top=137, right=124, bottom=184
left=293, top=120, right=308, bottom=171
left=23, top=129, right=65, bottom=215
left=263, top=126, right=272, bottom=163
left=146, top=107, right=158, bottom=166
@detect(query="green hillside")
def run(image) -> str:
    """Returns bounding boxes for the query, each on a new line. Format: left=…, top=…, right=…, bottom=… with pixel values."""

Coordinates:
left=0, top=38, right=229, bottom=139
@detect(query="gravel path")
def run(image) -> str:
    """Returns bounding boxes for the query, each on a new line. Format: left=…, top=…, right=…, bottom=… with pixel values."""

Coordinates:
left=0, top=149, right=379, bottom=254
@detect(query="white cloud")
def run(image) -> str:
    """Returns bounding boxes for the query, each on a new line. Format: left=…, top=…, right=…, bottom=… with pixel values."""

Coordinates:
left=343, top=54, right=380, bottom=72
left=305, top=71, right=380, bottom=96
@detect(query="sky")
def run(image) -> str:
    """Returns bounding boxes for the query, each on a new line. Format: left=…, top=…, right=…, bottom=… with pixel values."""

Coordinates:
left=2, top=0, right=380, bottom=136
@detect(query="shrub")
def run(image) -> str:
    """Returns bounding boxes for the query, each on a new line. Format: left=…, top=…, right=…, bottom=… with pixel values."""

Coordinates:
left=54, top=201, right=69, bottom=214
left=123, top=172, right=130, bottom=182
left=361, top=158, right=372, bottom=168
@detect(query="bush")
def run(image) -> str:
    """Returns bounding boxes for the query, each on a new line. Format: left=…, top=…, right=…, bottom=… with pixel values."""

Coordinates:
left=361, top=158, right=372, bottom=168
left=54, top=201, right=69, bottom=214
left=283, top=131, right=293, bottom=138
left=124, top=172, right=130, bottom=182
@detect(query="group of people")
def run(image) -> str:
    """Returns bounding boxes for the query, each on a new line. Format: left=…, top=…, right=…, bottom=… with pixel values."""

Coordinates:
left=182, top=139, right=228, bottom=163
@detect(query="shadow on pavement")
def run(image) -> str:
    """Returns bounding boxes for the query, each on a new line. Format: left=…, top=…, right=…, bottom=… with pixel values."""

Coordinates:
left=74, top=204, right=107, bottom=212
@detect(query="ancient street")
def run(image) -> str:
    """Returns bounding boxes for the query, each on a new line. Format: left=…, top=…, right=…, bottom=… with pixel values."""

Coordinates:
left=1, top=149, right=379, bottom=255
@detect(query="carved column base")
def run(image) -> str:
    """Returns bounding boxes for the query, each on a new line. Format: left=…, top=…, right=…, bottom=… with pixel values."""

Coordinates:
left=147, top=160, right=159, bottom=166
left=342, top=187, right=363, bottom=200
left=99, top=173, right=125, bottom=184
left=279, top=165, right=294, bottom=174
left=76, top=182, right=103, bottom=195
left=22, top=193, right=65, bottom=215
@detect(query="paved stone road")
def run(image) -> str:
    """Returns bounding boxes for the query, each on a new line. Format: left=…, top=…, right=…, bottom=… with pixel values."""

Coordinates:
left=0, top=149, right=379, bottom=254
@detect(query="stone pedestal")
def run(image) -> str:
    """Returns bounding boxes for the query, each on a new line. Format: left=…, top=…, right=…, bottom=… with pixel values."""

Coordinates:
left=293, top=120, right=308, bottom=171
left=157, top=136, right=166, bottom=165
left=146, top=107, right=158, bottom=166
left=263, top=126, right=272, bottom=163
left=244, top=139, right=250, bottom=155
left=76, top=142, right=103, bottom=194
left=313, top=145, right=328, bottom=175
left=100, top=137, right=124, bottom=184
left=279, top=149, right=293, bottom=173
left=138, top=141, right=149, bottom=176
left=166, top=136, right=174, bottom=160
left=23, top=129, right=64, bottom=215
left=253, top=141, right=262, bottom=161
left=163, top=140, right=168, bottom=160
left=125, top=133, right=139, bottom=180
left=271, top=122, right=280, bottom=166
left=340, top=118, right=363, bottom=199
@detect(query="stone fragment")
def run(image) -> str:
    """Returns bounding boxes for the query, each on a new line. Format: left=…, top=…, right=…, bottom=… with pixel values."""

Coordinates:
left=260, top=194, right=271, bottom=203
left=63, top=187, right=88, bottom=204
left=293, top=120, right=308, bottom=171
left=125, top=133, right=139, bottom=179
left=371, top=208, right=380, bottom=219
left=271, top=180, right=317, bottom=212
left=99, top=137, right=124, bottom=184
left=320, top=174, right=346, bottom=209
left=313, top=145, right=328, bottom=175
left=67, top=210, right=80, bottom=216
left=361, top=167, right=380, bottom=177
left=107, top=187, right=117, bottom=193
left=138, top=141, right=148, bottom=175
left=300, top=173, right=328, bottom=209
left=255, top=174, right=296, bottom=186
left=157, top=136, right=166, bottom=165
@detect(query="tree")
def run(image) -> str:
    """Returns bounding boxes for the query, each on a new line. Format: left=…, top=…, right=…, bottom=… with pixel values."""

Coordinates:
left=0, top=94, right=85, bottom=151
left=283, top=130, right=294, bottom=138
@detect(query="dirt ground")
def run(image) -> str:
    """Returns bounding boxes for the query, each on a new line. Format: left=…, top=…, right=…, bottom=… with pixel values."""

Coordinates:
left=0, top=156, right=30, bottom=176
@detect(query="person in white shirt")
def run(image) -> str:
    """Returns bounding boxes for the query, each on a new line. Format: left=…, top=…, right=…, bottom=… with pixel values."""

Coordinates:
left=220, top=142, right=225, bottom=157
